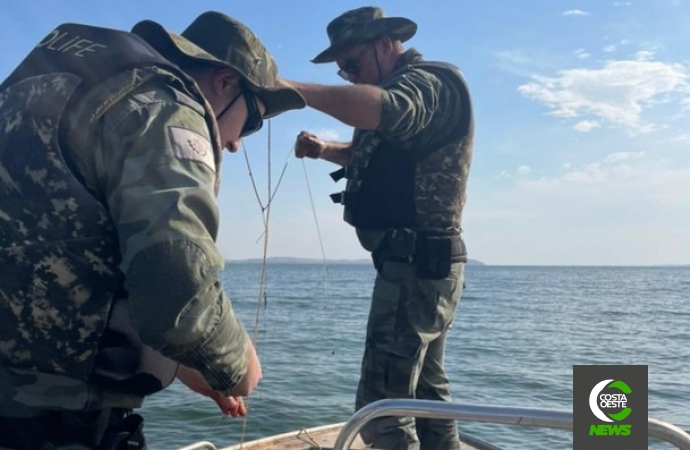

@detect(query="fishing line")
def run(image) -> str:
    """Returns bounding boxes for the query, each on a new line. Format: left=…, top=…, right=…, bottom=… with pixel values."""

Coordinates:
left=237, top=119, right=296, bottom=444
left=251, top=118, right=272, bottom=341
left=251, top=144, right=293, bottom=244
left=300, top=159, right=344, bottom=355
left=301, top=159, right=327, bottom=267
left=208, top=414, right=229, bottom=435
left=236, top=120, right=279, bottom=445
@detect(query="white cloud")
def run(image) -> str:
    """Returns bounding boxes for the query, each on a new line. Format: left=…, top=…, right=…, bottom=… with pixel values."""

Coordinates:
left=613, top=1, right=632, bottom=6
left=670, top=133, right=690, bottom=143
left=574, top=49, right=590, bottom=59
left=496, top=167, right=533, bottom=178
left=600, top=151, right=644, bottom=164
left=562, top=163, right=606, bottom=183
left=544, top=159, right=690, bottom=208
left=517, top=165, right=532, bottom=175
left=466, top=153, right=690, bottom=265
left=494, top=50, right=531, bottom=66
left=494, top=50, right=544, bottom=77
left=559, top=152, right=645, bottom=182
left=562, top=9, right=590, bottom=16
left=518, top=56, right=689, bottom=131
left=602, top=44, right=617, bottom=53
left=635, top=50, right=655, bottom=61
left=573, top=120, right=601, bottom=132
left=494, top=48, right=572, bottom=77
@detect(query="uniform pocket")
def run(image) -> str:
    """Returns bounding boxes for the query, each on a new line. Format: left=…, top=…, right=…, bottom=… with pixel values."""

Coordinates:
left=409, top=263, right=464, bottom=339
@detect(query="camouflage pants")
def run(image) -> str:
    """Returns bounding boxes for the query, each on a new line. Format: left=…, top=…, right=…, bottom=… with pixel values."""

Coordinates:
left=356, top=260, right=464, bottom=450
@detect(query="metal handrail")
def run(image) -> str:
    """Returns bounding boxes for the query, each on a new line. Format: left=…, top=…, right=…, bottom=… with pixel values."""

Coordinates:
left=333, top=399, right=690, bottom=450
left=177, top=441, right=218, bottom=450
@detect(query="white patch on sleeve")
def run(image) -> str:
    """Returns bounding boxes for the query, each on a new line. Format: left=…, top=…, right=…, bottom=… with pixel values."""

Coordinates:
left=168, top=126, right=215, bottom=173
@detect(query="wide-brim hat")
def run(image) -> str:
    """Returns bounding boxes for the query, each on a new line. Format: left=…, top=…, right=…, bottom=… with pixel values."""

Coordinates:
left=312, top=6, right=417, bottom=64
left=132, top=11, right=305, bottom=119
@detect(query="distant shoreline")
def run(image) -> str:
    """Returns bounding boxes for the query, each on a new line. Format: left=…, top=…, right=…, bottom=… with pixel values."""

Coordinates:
left=225, top=258, right=689, bottom=267
left=226, top=257, right=486, bottom=265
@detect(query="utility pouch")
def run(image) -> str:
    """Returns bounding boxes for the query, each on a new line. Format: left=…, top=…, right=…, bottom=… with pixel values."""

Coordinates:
left=388, top=228, right=417, bottom=258
left=101, top=413, right=147, bottom=450
left=371, top=228, right=416, bottom=272
left=415, top=235, right=453, bottom=280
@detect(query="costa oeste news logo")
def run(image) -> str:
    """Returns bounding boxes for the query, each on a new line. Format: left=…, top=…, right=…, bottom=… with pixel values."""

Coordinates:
left=573, top=365, right=647, bottom=450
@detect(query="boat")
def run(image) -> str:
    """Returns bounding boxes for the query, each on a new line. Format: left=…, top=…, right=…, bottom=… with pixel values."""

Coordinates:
left=176, top=398, right=690, bottom=450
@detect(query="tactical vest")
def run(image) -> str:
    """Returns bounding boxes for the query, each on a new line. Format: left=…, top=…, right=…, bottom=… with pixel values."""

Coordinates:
left=329, top=62, right=473, bottom=279
left=0, top=24, right=218, bottom=404
left=331, top=61, right=474, bottom=232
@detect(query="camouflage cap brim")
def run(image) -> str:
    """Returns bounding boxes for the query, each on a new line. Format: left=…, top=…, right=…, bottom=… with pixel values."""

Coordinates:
left=132, top=18, right=305, bottom=119
left=133, top=20, right=223, bottom=67
left=311, top=16, right=417, bottom=64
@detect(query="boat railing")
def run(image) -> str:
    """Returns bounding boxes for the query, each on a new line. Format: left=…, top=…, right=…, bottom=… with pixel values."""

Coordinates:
left=178, top=442, right=218, bottom=450
left=333, top=398, right=690, bottom=450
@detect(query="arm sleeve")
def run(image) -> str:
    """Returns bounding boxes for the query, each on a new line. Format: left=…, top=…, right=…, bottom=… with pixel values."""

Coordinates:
left=96, top=83, right=249, bottom=392
left=377, top=69, right=443, bottom=141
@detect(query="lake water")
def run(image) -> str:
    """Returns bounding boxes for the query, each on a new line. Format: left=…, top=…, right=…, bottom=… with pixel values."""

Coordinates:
left=140, top=263, right=690, bottom=449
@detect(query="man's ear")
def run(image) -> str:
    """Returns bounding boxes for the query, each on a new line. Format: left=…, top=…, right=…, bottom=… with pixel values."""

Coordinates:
left=215, top=68, right=240, bottom=95
left=381, top=36, right=394, bottom=54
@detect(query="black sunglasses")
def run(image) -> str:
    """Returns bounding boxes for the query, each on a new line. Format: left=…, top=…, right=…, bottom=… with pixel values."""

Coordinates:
left=337, top=59, right=361, bottom=81
left=215, top=86, right=264, bottom=138
left=240, top=88, right=263, bottom=138
left=337, top=41, right=379, bottom=81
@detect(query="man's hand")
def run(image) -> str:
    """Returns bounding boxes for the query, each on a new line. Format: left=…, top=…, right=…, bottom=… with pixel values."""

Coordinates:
left=295, top=131, right=325, bottom=159
left=176, top=365, right=247, bottom=417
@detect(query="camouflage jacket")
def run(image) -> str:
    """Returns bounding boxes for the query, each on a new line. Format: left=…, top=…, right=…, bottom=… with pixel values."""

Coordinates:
left=336, top=49, right=474, bottom=251
left=0, top=24, right=249, bottom=416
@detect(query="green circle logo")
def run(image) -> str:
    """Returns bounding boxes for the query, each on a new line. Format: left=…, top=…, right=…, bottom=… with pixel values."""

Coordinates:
left=588, top=379, right=632, bottom=422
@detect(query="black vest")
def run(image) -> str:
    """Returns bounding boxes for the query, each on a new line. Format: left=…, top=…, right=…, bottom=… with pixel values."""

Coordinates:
left=0, top=24, right=203, bottom=399
left=332, top=61, right=473, bottom=231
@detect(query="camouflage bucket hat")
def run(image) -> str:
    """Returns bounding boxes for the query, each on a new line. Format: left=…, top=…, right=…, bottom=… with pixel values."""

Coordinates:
left=132, top=11, right=305, bottom=118
left=312, top=6, right=417, bottom=64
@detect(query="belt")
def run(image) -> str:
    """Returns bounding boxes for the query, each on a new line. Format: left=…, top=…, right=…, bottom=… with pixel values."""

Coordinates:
left=372, top=228, right=468, bottom=279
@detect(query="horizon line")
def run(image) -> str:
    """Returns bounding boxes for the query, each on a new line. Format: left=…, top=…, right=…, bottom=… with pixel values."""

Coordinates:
left=224, top=257, right=688, bottom=268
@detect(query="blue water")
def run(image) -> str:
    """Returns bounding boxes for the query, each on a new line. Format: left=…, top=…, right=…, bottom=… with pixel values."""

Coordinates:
left=140, top=264, right=690, bottom=449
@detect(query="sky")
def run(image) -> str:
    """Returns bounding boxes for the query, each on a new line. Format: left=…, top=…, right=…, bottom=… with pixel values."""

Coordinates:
left=1, top=0, right=688, bottom=266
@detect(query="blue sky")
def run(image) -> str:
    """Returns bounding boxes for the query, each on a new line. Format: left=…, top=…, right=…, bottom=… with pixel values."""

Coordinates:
left=2, top=0, right=688, bottom=265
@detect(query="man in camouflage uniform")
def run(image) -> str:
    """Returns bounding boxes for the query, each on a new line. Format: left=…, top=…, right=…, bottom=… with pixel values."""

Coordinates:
left=277, top=6, right=473, bottom=450
left=0, top=11, right=304, bottom=450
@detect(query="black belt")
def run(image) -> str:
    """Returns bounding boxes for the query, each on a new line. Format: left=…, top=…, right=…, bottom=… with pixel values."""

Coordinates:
left=372, top=229, right=468, bottom=279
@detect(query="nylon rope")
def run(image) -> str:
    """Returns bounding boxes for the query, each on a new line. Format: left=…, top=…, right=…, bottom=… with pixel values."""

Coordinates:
left=300, top=160, right=343, bottom=354
left=221, top=124, right=340, bottom=445
left=240, top=119, right=272, bottom=446
left=238, top=119, right=297, bottom=445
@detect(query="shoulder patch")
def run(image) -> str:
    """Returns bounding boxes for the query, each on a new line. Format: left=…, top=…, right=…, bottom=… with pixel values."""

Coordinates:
left=168, top=126, right=215, bottom=173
